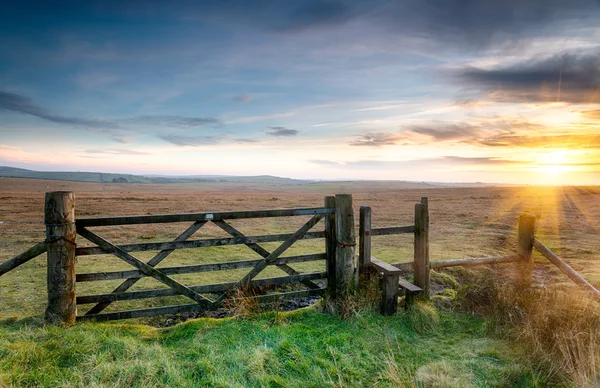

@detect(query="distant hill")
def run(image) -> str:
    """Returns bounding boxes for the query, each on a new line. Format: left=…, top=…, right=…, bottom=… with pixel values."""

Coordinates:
left=0, top=166, right=310, bottom=185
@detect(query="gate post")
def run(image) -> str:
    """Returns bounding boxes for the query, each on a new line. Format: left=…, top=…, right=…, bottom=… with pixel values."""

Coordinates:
left=413, top=197, right=430, bottom=298
left=44, top=191, right=77, bottom=326
left=358, top=206, right=372, bottom=285
left=517, top=214, right=536, bottom=286
left=324, top=196, right=337, bottom=297
left=334, top=194, right=355, bottom=300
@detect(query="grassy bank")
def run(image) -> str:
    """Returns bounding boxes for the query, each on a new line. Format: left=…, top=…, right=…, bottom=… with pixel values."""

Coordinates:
left=0, top=305, right=540, bottom=387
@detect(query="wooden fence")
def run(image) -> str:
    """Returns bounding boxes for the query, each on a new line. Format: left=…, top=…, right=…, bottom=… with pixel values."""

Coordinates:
left=2, top=191, right=599, bottom=325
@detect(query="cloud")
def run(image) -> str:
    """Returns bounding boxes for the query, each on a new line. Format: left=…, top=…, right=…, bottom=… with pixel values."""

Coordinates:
left=233, top=94, right=253, bottom=103
left=84, top=149, right=149, bottom=155
left=582, top=110, right=600, bottom=119
left=0, top=91, right=118, bottom=129
left=348, top=132, right=406, bottom=147
left=456, top=52, right=600, bottom=103
left=468, top=133, right=600, bottom=149
left=265, top=126, right=300, bottom=137
left=234, top=138, right=260, bottom=143
left=310, top=159, right=342, bottom=166
left=408, top=124, right=481, bottom=141
left=158, top=134, right=224, bottom=146
left=125, top=115, right=222, bottom=128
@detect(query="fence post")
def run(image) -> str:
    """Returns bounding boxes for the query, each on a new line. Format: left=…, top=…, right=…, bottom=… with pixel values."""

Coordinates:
left=413, top=197, right=430, bottom=298
left=44, top=191, right=77, bottom=326
left=517, top=215, right=536, bottom=285
left=358, top=206, right=372, bottom=285
left=324, top=196, right=337, bottom=297
left=334, top=194, right=355, bottom=300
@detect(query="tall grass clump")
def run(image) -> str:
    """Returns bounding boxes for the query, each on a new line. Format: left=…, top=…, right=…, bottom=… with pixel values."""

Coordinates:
left=455, top=268, right=600, bottom=387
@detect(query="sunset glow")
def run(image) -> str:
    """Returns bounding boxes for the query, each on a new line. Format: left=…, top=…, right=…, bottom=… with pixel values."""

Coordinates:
left=1, top=2, right=600, bottom=185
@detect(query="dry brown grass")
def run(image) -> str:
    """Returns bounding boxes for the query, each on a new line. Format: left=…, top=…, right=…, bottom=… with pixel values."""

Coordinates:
left=455, top=268, right=600, bottom=387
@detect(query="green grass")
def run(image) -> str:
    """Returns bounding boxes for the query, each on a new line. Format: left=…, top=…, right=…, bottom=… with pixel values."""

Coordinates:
left=0, top=305, right=542, bottom=387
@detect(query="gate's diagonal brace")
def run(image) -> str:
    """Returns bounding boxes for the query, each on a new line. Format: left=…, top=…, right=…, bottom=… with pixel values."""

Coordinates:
left=212, top=220, right=320, bottom=290
left=77, top=226, right=212, bottom=307
left=213, top=214, right=325, bottom=306
left=84, top=221, right=207, bottom=315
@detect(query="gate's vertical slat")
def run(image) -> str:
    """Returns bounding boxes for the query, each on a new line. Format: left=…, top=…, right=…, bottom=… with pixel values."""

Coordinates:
left=358, top=206, right=372, bottom=284
left=414, top=197, right=430, bottom=298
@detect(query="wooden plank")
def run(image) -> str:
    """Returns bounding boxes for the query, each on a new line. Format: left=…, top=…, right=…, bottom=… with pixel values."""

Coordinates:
left=213, top=214, right=325, bottom=306
left=77, top=272, right=327, bottom=304
left=76, top=231, right=325, bottom=255
left=212, top=220, right=320, bottom=290
left=431, top=255, right=521, bottom=269
left=381, top=273, right=400, bottom=315
left=76, top=253, right=326, bottom=282
left=370, top=226, right=416, bottom=236
left=534, top=239, right=600, bottom=300
left=397, top=277, right=422, bottom=293
left=358, top=206, right=372, bottom=281
left=77, top=207, right=334, bottom=227
left=370, top=256, right=403, bottom=275
left=77, top=227, right=212, bottom=307
left=0, top=242, right=47, bottom=277
left=85, top=221, right=206, bottom=315
left=77, top=288, right=326, bottom=321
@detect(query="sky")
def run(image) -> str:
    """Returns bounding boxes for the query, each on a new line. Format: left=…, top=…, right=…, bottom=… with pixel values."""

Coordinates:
left=1, top=0, right=600, bottom=184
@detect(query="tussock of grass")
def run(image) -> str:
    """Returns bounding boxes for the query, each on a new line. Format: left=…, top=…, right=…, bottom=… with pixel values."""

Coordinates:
left=454, top=268, right=600, bottom=387
left=0, top=307, right=539, bottom=387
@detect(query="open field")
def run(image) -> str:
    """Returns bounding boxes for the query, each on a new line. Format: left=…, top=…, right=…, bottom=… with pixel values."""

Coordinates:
left=1, top=177, right=599, bottom=318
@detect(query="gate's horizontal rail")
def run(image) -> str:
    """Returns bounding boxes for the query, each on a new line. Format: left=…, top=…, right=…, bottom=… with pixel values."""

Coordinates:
left=77, top=288, right=326, bottom=321
left=77, top=271, right=327, bottom=304
left=0, top=241, right=47, bottom=277
left=77, top=207, right=334, bottom=227
left=76, top=231, right=326, bottom=255
left=389, top=254, right=522, bottom=273
left=370, top=226, right=415, bottom=236
left=76, top=253, right=326, bottom=282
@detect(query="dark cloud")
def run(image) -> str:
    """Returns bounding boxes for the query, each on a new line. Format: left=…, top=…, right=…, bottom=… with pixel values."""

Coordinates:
left=125, top=115, right=222, bottom=128
left=158, top=134, right=224, bottom=146
left=457, top=52, right=600, bottom=103
left=266, top=126, right=300, bottom=136
left=234, top=138, right=260, bottom=143
left=233, top=94, right=253, bottom=103
left=0, top=91, right=118, bottom=129
left=84, top=149, right=149, bottom=155
left=348, top=132, right=405, bottom=147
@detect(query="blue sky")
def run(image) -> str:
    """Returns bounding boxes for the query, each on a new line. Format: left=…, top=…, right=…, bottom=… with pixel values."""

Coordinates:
left=1, top=0, right=600, bottom=184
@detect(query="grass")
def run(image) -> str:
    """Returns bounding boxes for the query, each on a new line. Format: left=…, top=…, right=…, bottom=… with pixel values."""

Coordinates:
left=0, top=305, right=542, bottom=387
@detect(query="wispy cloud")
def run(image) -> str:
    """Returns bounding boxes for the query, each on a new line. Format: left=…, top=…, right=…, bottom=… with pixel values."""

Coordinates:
left=158, top=134, right=224, bottom=146
left=0, top=91, right=118, bottom=129
left=124, top=115, right=222, bottom=128
left=233, top=94, right=253, bottom=103
left=265, top=126, right=300, bottom=137
left=310, top=159, right=342, bottom=166
left=348, top=132, right=406, bottom=147
left=84, top=148, right=150, bottom=155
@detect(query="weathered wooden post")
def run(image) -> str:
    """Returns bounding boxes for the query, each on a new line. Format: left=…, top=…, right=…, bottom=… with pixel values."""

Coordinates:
left=324, top=196, right=337, bottom=297
left=358, top=206, right=372, bottom=284
left=44, top=191, right=77, bottom=326
left=413, top=197, right=430, bottom=298
left=334, top=194, right=355, bottom=300
left=517, top=214, right=536, bottom=285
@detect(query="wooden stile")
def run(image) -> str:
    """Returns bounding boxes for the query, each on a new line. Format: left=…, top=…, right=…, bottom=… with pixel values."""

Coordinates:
left=413, top=197, right=430, bottom=297
left=45, top=191, right=77, bottom=326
